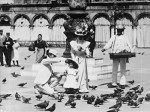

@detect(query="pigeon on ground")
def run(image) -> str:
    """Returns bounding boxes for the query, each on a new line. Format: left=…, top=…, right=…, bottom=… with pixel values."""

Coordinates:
left=36, top=94, right=43, bottom=100
left=138, top=97, right=144, bottom=104
left=22, top=96, right=31, bottom=103
left=89, top=85, right=98, bottom=90
left=65, top=95, right=74, bottom=106
left=2, top=78, right=6, bottom=84
left=11, top=72, right=21, bottom=78
left=0, top=94, right=11, bottom=99
left=136, top=87, right=144, bottom=95
left=35, top=100, right=49, bottom=109
left=17, top=82, right=27, bottom=87
left=127, top=80, right=135, bottom=85
left=70, top=101, right=76, bottom=108
left=130, top=85, right=140, bottom=91
left=76, top=94, right=81, bottom=100
left=20, top=66, right=25, bottom=70
left=45, top=103, right=56, bottom=112
left=15, top=92, right=21, bottom=100
left=107, top=108, right=119, bottom=112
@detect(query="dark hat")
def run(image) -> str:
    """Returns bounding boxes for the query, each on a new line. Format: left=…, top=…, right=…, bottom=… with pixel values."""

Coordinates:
left=6, top=32, right=10, bottom=36
left=65, top=59, right=78, bottom=69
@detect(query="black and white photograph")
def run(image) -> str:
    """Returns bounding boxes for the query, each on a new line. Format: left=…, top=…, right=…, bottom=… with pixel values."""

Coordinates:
left=0, top=0, right=150, bottom=112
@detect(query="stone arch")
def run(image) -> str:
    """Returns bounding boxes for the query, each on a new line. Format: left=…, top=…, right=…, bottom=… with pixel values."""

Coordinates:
left=135, top=12, right=150, bottom=26
left=13, top=14, right=31, bottom=25
left=51, top=13, right=68, bottom=25
left=92, top=13, right=111, bottom=23
left=0, top=14, right=11, bottom=25
left=121, top=13, right=134, bottom=26
left=32, top=13, right=51, bottom=25
left=135, top=12, right=150, bottom=47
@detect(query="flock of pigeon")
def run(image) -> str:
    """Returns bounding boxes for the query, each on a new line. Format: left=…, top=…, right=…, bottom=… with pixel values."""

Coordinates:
left=1, top=70, right=150, bottom=112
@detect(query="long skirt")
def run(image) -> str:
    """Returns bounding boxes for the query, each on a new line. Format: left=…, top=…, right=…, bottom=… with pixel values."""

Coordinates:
left=77, top=58, right=89, bottom=93
left=35, top=48, right=45, bottom=63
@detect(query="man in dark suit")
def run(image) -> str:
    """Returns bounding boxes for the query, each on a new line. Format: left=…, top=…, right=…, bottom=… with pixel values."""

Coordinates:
left=3, top=32, right=13, bottom=67
left=0, top=30, right=6, bottom=66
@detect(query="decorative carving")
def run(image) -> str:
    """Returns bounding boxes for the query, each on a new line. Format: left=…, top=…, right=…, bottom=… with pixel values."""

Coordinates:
left=68, top=0, right=87, bottom=10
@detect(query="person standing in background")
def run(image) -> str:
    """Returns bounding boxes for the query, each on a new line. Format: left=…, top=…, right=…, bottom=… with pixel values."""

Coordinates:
left=12, top=39, right=20, bottom=67
left=0, top=30, right=6, bottom=66
left=101, top=25, right=133, bottom=89
left=3, top=32, right=14, bottom=67
left=33, top=34, right=48, bottom=63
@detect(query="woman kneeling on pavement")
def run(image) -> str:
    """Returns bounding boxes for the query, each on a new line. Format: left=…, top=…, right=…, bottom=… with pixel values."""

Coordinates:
left=34, top=49, right=64, bottom=97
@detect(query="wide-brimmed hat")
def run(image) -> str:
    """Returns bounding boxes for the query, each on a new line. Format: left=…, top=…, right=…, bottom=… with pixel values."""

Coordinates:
left=47, top=49, right=57, bottom=57
left=65, top=59, right=78, bottom=69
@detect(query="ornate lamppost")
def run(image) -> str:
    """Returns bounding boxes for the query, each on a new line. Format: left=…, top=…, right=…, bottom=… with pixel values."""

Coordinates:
left=62, top=0, right=95, bottom=58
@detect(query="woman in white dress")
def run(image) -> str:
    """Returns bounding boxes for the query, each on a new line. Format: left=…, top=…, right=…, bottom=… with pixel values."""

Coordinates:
left=12, top=39, right=20, bottom=67
left=34, top=49, right=64, bottom=97
left=70, top=32, right=91, bottom=93
left=63, top=59, right=79, bottom=94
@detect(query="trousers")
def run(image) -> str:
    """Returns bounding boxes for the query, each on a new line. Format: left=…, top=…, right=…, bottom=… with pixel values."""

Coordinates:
left=112, top=58, right=127, bottom=84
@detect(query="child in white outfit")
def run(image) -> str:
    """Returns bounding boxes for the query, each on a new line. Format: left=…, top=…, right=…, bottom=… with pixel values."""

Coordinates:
left=63, top=59, right=79, bottom=94
left=12, top=39, right=20, bottom=67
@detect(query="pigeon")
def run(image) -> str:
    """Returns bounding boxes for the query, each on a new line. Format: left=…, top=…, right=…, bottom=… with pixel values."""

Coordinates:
left=109, top=101, right=122, bottom=109
left=82, top=94, right=89, bottom=100
left=136, top=87, right=144, bottom=95
left=89, top=85, right=98, bottom=90
left=45, top=103, right=56, bottom=112
left=17, top=82, right=27, bottom=87
left=20, top=66, right=24, bottom=70
left=0, top=94, right=11, bottom=99
left=127, top=80, right=135, bottom=85
left=130, top=85, right=140, bottom=91
left=15, top=92, right=21, bottom=100
left=70, top=101, right=76, bottom=108
left=2, top=78, right=6, bottom=84
left=11, top=72, right=21, bottom=78
left=132, top=101, right=140, bottom=108
left=65, top=95, right=74, bottom=106
left=24, top=58, right=27, bottom=60
left=87, top=97, right=93, bottom=104
left=76, top=94, right=81, bottom=100
left=22, top=96, right=31, bottom=103
left=36, top=94, right=43, bottom=100
left=138, top=97, right=144, bottom=104
left=35, top=100, right=49, bottom=109
left=94, top=96, right=101, bottom=106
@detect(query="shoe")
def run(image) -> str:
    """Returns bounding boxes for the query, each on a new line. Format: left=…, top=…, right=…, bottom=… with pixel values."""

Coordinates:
left=107, top=83, right=118, bottom=88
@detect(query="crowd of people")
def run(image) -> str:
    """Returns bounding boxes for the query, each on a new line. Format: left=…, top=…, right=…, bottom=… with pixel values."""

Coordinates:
left=0, top=30, right=20, bottom=67
left=0, top=24, right=136, bottom=98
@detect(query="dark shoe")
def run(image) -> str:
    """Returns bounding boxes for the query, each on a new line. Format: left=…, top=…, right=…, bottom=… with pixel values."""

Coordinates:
left=107, top=83, right=118, bottom=88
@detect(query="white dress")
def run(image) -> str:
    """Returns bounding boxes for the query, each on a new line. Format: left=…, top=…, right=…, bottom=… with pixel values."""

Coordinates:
left=12, top=42, right=20, bottom=61
left=63, top=67, right=78, bottom=89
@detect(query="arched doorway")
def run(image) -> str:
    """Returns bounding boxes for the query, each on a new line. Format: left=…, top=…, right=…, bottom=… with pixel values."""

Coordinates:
left=137, top=16, right=150, bottom=47
left=32, top=15, right=50, bottom=41
left=0, top=15, right=12, bottom=37
left=94, top=17, right=110, bottom=43
left=14, top=16, right=30, bottom=41
left=51, top=17, right=66, bottom=41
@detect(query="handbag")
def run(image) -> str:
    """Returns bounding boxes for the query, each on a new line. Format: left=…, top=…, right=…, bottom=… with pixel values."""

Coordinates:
left=28, top=43, right=35, bottom=51
left=109, top=36, right=136, bottom=59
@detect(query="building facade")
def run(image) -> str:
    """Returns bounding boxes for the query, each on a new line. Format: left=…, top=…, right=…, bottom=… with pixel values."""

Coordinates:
left=0, top=0, right=150, bottom=47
